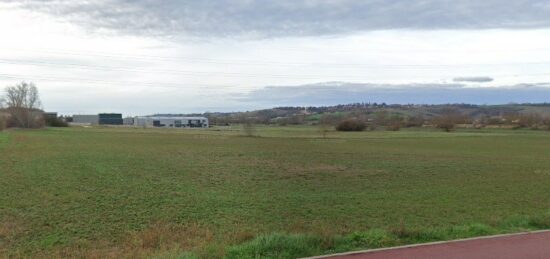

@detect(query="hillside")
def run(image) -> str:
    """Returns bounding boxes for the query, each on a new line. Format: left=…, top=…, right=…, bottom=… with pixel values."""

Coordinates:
left=196, top=103, right=550, bottom=125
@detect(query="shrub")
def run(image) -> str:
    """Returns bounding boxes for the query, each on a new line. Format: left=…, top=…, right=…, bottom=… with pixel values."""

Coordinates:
left=226, top=233, right=324, bottom=259
left=45, top=117, right=68, bottom=127
left=367, top=122, right=378, bottom=131
left=431, top=109, right=466, bottom=132
left=346, top=230, right=394, bottom=248
left=543, top=117, right=550, bottom=131
left=0, top=114, right=5, bottom=131
left=433, top=118, right=455, bottom=132
left=385, top=123, right=402, bottom=131
left=336, top=119, right=366, bottom=132
left=242, top=122, right=257, bottom=137
left=528, top=213, right=550, bottom=229
left=404, top=115, right=425, bottom=127
left=384, top=115, right=403, bottom=131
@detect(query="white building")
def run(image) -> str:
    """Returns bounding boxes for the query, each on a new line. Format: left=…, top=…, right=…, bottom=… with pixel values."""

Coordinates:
left=134, top=116, right=209, bottom=128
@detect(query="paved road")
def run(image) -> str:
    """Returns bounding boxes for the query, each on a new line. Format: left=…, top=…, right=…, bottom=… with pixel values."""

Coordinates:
left=311, top=231, right=550, bottom=259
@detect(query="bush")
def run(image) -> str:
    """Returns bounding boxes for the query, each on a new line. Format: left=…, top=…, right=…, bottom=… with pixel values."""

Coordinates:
left=45, top=117, right=68, bottom=127
left=385, top=123, right=401, bottom=131
left=336, top=119, right=366, bottom=132
left=404, top=115, right=425, bottom=127
left=226, top=233, right=324, bottom=259
left=346, top=230, right=394, bottom=248
left=433, top=119, right=455, bottom=132
left=242, top=122, right=256, bottom=137
left=0, top=114, right=5, bottom=131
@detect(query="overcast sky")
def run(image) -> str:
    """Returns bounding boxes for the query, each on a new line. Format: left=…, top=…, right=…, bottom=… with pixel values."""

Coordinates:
left=1, top=0, right=550, bottom=115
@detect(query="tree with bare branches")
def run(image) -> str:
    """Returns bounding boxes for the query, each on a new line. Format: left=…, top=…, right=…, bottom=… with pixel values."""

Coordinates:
left=0, top=102, right=6, bottom=131
left=3, top=82, right=44, bottom=128
left=318, top=114, right=334, bottom=138
left=431, top=108, right=468, bottom=132
left=242, top=121, right=256, bottom=137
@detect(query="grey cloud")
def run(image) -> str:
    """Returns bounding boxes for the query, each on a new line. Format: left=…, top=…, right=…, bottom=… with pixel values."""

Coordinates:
left=453, top=77, right=494, bottom=83
left=9, top=0, right=550, bottom=38
left=236, top=82, right=550, bottom=107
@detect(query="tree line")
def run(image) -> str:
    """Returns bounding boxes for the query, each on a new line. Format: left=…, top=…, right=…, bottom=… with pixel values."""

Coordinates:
left=0, top=82, right=66, bottom=131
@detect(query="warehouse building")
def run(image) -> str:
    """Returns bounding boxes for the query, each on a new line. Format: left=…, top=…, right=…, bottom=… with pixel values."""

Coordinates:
left=134, top=116, right=208, bottom=128
left=98, top=113, right=123, bottom=125
left=73, top=113, right=123, bottom=125
left=123, top=117, right=135, bottom=125
left=73, top=114, right=99, bottom=125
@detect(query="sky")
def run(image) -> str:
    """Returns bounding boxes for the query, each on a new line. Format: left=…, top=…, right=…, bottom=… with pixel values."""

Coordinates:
left=0, top=0, right=550, bottom=115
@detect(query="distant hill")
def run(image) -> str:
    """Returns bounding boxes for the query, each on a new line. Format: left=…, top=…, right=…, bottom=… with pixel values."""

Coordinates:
left=195, top=103, right=550, bottom=125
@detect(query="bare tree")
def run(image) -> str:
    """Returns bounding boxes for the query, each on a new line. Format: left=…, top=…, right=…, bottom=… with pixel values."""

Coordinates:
left=0, top=101, right=5, bottom=131
left=542, top=116, right=550, bottom=131
left=3, top=82, right=43, bottom=128
left=242, top=120, right=256, bottom=137
left=386, top=114, right=403, bottom=131
left=0, top=116, right=5, bottom=131
left=432, top=108, right=466, bottom=132
left=318, top=114, right=332, bottom=138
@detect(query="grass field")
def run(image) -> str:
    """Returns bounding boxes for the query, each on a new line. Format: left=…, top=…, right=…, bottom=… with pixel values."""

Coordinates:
left=1, top=126, right=550, bottom=258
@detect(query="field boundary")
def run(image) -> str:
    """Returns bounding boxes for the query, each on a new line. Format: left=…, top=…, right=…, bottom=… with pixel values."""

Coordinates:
left=303, top=229, right=550, bottom=259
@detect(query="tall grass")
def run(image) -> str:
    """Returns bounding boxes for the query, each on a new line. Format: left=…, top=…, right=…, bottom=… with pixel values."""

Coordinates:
left=183, top=213, right=550, bottom=259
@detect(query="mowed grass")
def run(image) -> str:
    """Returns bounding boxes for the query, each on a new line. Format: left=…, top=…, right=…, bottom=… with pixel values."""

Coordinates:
left=1, top=126, right=550, bottom=258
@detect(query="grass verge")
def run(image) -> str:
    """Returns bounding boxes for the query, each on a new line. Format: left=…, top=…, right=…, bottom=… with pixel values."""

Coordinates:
left=200, top=213, right=550, bottom=258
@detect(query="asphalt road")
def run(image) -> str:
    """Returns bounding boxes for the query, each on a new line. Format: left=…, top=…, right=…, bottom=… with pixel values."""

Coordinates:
left=310, top=230, right=550, bottom=259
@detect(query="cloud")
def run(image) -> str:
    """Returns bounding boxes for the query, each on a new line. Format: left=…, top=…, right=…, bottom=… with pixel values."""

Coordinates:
left=8, top=0, right=550, bottom=38
left=236, top=82, right=550, bottom=107
left=453, top=77, right=494, bottom=83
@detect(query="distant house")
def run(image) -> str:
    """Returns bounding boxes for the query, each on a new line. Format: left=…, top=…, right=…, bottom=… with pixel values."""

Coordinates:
left=134, top=116, right=209, bottom=128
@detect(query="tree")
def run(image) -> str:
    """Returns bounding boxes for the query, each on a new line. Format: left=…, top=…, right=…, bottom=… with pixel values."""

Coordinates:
left=3, top=82, right=44, bottom=128
left=242, top=120, right=256, bottom=137
left=0, top=115, right=5, bottom=131
left=542, top=116, right=550, bottom=131
left=432, top=109, right=464, bottom=132
left=336, top=119, right=366, bottom=132
left=386, top=114, right=404, bottom=131
left=318, top=114, right=333, bottom=138
left=404, top=115, right=425, bottom=128
left=374, top=110, right=389, bottom=126
left=0, top=108, right=5, bottom=132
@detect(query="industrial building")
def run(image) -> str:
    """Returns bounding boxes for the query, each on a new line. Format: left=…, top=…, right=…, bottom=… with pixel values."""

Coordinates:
left=98, top=113, right=123, bottom=125
left=72, top=113, right=208, bottom=129
left=73, top=114, right=99, bottom=125
left=134, top=116, right=208, bottom=128
left=123, top=117, right=134, bottom=125
left=73, top=113, right=123, bottom=125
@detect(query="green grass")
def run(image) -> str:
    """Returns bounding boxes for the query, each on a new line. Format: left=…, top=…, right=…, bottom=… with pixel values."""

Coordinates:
left=0, top=126, right=549, bottom=258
